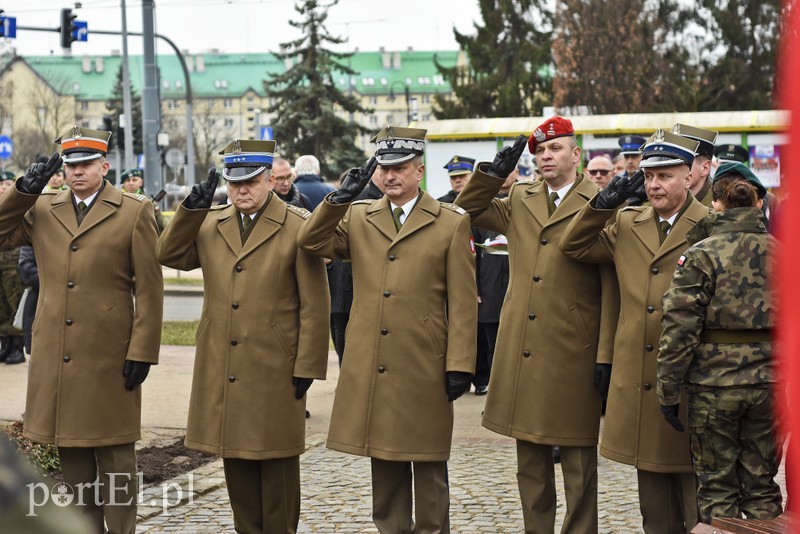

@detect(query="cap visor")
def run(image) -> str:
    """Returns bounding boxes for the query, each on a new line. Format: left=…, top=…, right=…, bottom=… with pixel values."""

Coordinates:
left=223, top=166, right=266, bottom=182
left=375, top=153, right=417, bottom=166
left=62, top=152, right=104, bottom=164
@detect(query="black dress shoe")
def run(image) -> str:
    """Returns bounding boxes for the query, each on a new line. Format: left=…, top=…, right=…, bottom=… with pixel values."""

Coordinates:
left=474, top=385, right=488, bottom=396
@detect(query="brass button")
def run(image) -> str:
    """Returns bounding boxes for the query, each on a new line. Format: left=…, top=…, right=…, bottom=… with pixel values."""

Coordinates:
left=533, top=275, right=540, bottom=282
left=378, top=366, right=386, bottom=374
left=67, top=281, right=75, bottom=288
left=230, top=340, right=238, bottom=346
left=381, top=329, right=388, bottom=336
left=540, top=238, right=548, bottom=245
left=643, top=383, right=652, bottom=391
left=228, top=376, right=236, bottom=383
left=383, top=291, right=391, bottom=298
left=65, top=319, right=73, bottom=326
left=523, top=350, right=531, bottom=358
left=645, top=344, right=653, bottom=352
left=528, top=314, right=536, bottom=320
left=70, top=244, right=78, bottom=251
left=235, top=265, right=243, bottom=273
left=232, top=303, right=239, bottom=309
left=651, top=267, right=659, bottom=274
left=388, top=254, right=396, bottom=261
left=647, top=306, right=655, bottom=313
left=63, top=356, right=71, bottom=363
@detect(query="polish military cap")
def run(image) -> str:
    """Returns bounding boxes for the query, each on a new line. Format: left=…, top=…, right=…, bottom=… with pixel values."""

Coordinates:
left=0, top=170, right=16, bottom=181
left=528, top=116, right=575, bottom=153
left=714, top=144, right=749, bottom=165
left=640, top=129, right=699, bottom=169
left=219, top=139, right=276, bottom=182
left=618, top=135, right=647, bottom=155
left=671, top=123, right=718, bottom=159
left=120, top=168, right=143, bottom=182
left=444, top=156, right=475, bottom=177
left=55, top=126, right=112, bottom=164
left=713, top=161, right=766, bottom=199
left=371, top=126, right=427, bottom=165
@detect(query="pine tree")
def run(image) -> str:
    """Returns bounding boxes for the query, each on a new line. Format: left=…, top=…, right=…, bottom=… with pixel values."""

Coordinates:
left=433, top=0, right=553, bottom=119
left=265, top=0, right=370, bottom=178
left=105, top=65, right=143, bottom=155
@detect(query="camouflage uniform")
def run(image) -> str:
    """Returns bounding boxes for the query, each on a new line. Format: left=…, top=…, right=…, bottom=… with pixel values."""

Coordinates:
left=657, top=207, right=781, bottom=524
left=0, top=246, right=24, bottom=336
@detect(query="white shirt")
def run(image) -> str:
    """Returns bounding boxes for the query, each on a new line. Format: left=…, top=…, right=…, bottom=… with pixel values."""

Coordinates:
left=547, top=181, right=575, bottom=209
left=658, top=213, right=679, bottom=235
left=73, top=190, right=100, bottom=208
left=390, top=197, right=418, bottom=226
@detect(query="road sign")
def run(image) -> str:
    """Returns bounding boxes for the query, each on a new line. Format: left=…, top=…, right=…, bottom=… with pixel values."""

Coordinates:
left=0, top=135, right=13, bottom=159
left=1, top=16, right=17, bottom=39
left=165, top=148, right=184, bottom=170
left=73, top=21, right=88, bottom=42
left=259, top=126, right=273, bottom=141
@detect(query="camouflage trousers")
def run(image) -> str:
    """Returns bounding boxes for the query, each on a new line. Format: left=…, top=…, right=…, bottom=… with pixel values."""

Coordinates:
left=688, top=387, right=783, bottom=524
left=0, top=267, right=24, bottom=336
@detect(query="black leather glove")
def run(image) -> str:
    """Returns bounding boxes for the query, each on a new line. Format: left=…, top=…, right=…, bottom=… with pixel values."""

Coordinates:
left=593, top=364, right=612, bottom=401
left=445, top=371, right=471, bottom=402
left=486, top=135, right=527, bottom=179
left=123, top=360, right=151, bottom=391
left=660, top=404, right=685, bottom=432
left=592, top=173, right=636, bottom=210
left=292, top=377, right=314, bottom=400
left=624, top=170, right=647, bottom=206
left=19, top=153, right=63, bottom=195
left=330, top=157, right=378, bottom=204
left=183, top=168, right=220, bottom=209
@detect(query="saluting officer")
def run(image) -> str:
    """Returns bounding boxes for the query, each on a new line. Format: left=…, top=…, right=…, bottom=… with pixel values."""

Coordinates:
left=157, top=140, right=329, bottom=533
left=560, top=130, right=710, bottom=533
left=297, top=126, right=477, bottom=533
left=671, top=123, right=718, bottom=207
left=456, top=116, right=608, bottom=533
left=0, top=127, right=163, bottom=534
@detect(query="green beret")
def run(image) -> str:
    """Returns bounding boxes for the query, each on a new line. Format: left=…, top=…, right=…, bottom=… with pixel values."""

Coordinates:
left=0, top=170, right=16, bottom=181
left=120, top=168, right=144, bottom=182
left=713, top=162, right=766, bottom=199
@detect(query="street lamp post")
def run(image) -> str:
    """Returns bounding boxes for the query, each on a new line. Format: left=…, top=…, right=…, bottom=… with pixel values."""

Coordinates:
left=388, top=80, right=411, bottom=125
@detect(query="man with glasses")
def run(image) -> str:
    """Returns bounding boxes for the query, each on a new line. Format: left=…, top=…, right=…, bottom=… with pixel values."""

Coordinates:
left=586, top=155, right=616, bottom=188
left=273, top=156, right=312, bottom=210
left=617, top=135, right=647, bottom=178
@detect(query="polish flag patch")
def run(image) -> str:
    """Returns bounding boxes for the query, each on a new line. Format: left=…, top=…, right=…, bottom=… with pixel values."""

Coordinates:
left=469, top=235, right=475, bottom=254
left=677, top=255, right=686, bottom=267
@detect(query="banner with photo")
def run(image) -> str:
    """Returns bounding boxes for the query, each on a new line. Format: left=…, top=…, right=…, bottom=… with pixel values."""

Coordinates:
left=750, top=145, right=781, bottom=188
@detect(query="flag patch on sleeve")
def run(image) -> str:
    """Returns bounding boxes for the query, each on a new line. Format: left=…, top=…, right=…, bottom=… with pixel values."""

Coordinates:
left=677, top=255, right=686, bottom=267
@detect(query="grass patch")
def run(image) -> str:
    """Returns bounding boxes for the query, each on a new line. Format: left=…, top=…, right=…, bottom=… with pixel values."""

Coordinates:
left=164, top=277, right=204, bottom=286
left=162, top=320, right=199, bottom=346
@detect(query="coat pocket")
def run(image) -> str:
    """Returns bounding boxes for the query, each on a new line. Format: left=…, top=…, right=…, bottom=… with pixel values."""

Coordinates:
left=422, top=316, right=445, bottom=359
left=567, top=305, right=592, bottom=349
left=195, top=312, right=211, bottom=343
left=105, top=304, right=131, bottom=343
left=270, top=320, right=295, bottom=361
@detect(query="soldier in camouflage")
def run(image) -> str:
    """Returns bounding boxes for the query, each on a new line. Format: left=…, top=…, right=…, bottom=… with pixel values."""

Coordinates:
left=657, top=161, right=781, bottom=524
left=0, top=171, right=26, bottom=365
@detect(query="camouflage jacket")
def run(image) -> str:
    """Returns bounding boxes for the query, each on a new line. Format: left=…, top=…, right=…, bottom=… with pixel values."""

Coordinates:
left=657, top=207, right=774, bottom=405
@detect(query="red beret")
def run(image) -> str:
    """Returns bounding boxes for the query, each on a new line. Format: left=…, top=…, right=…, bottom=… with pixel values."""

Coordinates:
left=528, top=116, right=575, bottom=152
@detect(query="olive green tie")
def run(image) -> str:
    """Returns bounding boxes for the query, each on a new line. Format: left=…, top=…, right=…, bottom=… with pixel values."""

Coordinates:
left=76, top=201, right=88, bottom=225
left=659, top=220, right=671, bottom=244
left=242, top=215, right=252, bottom=232
left=392, top=207, right=404, bottom=231
left=547, top=192, right=559, bottom=216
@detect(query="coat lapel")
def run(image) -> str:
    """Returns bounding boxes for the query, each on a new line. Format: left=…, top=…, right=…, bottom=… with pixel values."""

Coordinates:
left=75, top=185, right=120, bottom=238
left=238, top=195, right=284, bottom=260
left=365, top=197, right=398, bottom=242
left=546, top=175, right=597, bottom=227
left=216, top=206, right=243, bottom=256
left=394, top=192, right=438, bottom=244
left=631, top=208, right=661, bottom=257
left=520, top=182, right=550, bottom=228
left=50, top=189, right=79, bottom=236
left=653, top=198, right=710, bottom=264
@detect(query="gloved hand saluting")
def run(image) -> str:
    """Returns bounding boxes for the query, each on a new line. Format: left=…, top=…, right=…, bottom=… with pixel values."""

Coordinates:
left=292, top=377, right=314, bottom=400
left=624, top=170, right=647, bottom=206
left=330, top=157, right=378, bottom=204
left=19, top=153, right=63, bottom=195
left=592, top=171, right=639, bottom=210
left=487, top=135, right=527, bottom=179
left=445, top=371, right=471, bottom=402
left=660, top=403, right=685, bottom=432
left=123, top=360, right=151, bottom=391
left=183, top=168, right=220, bottom=210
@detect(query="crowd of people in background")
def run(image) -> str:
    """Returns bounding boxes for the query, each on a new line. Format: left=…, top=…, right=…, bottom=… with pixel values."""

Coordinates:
left=0, top=116, right=784, bottom=534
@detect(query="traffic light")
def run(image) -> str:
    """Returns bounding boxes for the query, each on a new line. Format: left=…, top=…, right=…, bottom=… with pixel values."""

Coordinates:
left=60, top=8, right=78, bottom=48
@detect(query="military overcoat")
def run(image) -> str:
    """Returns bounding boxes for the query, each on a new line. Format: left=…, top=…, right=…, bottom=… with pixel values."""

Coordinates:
left=297, top=191, right=477, bottom=462
left=0, top=184, right=163, bottom=447
left=559, top=196, right=710, bottom=472
left=157, top=195, right=329, bottom=460
left=455, top=169, right=605, bottom=446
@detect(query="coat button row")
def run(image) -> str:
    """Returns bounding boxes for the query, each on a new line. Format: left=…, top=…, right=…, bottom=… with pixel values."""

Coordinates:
left=647, top=306, right=655, bottom=313
left=651, top=267, right=659, bottom=274
left=532, top=276, right=541, bottom=282
left=230, top=340, right=238, bottom=346
left=645, top=344, right=653, bottom=352
left=232, top=302, right=239, bottom=309
left=523, top=350, right=531, bottom=358
left=63, top=356, right=70, bottom=363
left=388, top=254, right=396, bottom=261
left=65, top=319, right=73, bottom=326
left=67, top=281, right=75, bottom=288
left=381, top=329, right=389, bottom=335
left=643, top=383, right=652, bottom=391
left=235, top=265, right=243, bottom=272
left=228, top=376, right=236, bottom=382
left=383, top=290, right=391, bottom=298
left=378, top=366, right=386, bottom=373
left=70, top=244, right=78, bottom=251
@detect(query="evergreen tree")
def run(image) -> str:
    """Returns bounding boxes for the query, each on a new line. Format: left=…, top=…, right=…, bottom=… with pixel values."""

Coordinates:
left=265, top=0, right=370, bottom=178
left=433, top=0, right=553, bottom=119
left=105, top=65, right=143, bottom=155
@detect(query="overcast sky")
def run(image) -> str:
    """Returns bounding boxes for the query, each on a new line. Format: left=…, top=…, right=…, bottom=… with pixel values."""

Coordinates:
left=2, top=0, right=483, bottom=57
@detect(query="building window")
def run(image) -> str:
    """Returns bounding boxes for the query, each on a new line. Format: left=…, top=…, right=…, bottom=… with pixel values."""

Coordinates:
left=224, top=118, right=234, bottom=128
left=162, top=80, right=170, bottom=89
left=433, top=75, right=445, bottom=86
left=80, top=101, right=89, bottom=111
left=386, top=114, right=394, bottom=124
left=421, top=94, right=430, bottom=104
left=369, top=115, right=378, bottom=125
left=175, top=80, right=183, bottom=89
left=380, top=77, right=388, bottom=86
left=223, top=98, right=233, bottom=109
left=168, top=100, right=179, bottom=110
left=369, top=96, right=378, bottom=105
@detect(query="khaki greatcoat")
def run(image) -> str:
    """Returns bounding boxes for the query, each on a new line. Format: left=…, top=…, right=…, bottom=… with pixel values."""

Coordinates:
left=156, top=195, right=329, bottom=460
left=455, top=169, right=606, bottom=446
left=297, top=191, right=477, bottom=462
left=0, top=184, right=163, bottom=447
left=559, top=196, right=710, bottom=472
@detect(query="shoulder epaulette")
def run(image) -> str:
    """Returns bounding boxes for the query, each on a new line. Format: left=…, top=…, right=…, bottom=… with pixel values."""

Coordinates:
left=121, top=192, right=148, bottom=203
left=209, top=204, right=228, bottom=210
left=351, top=199, right=375, bottom=205
left=41, top=189, right=59, bottom=195
left=620, top=206, right=647, bottom=213
left=515, top=179, right=536, bottom=185
left=287, top=205, right=311, bottom=219
left=440, top=203, right=467, bottom=216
